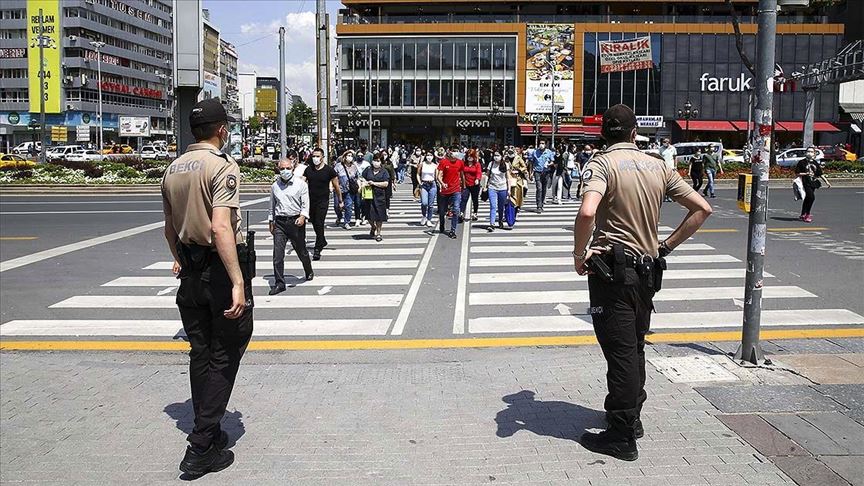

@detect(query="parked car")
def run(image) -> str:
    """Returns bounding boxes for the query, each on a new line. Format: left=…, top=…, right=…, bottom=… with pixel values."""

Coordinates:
left=65, top=149, right=103, bottom=163
left=723, top=149, right=746, bottom=164
left=0, top=153, right=35, bottom=169
left=11, top=141, right=41, bottom=155
left=102, top=144, right=134, bottom=155
left=775, top=148, right=824, bottom=168
left=817, top=145, right=857, bottom=162
left=47, top=145, right=83, bottom=161
left=140, top=145, right=168, bottom=160
left=673, top=142, right=724, bottom=167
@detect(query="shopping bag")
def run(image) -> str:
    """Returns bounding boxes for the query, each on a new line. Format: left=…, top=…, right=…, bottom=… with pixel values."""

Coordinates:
left=361, top=184, right=374, bottom=200
left=505, top=201, right=517, bottom=227
left=792, top=177, right=805, bottom=201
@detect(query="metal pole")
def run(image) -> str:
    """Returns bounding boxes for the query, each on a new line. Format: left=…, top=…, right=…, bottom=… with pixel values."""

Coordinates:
left=38, top=9, right=46, bottom=164
left=97, top=47, right=103, bottom=159
left=367, top=56, right=373, bottom=147
left=316, top=2, right=331, bottom=159
left=746, top=90, right=753, bottom=153
left=736, top=0, right=777, bottom=365
left=685, top=118, right=690, bottom=142
left=278, top=26, right=287, bottom=160
left=802, top=88, right=816, bottom=148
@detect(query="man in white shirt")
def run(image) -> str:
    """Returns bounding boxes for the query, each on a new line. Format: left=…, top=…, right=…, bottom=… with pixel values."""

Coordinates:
left=659, top=139, right=678, bottom=202
left=268, top=157, right=313, bottom=294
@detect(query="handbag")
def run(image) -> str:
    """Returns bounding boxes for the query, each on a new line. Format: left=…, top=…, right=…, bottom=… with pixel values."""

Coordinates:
left=361, top=184, right=374, bottom=200
left=792, top=177, right=805, bottom=201
left=347, top=174, right=359, bottom=195
left=504, top=201, right=517, bottom=227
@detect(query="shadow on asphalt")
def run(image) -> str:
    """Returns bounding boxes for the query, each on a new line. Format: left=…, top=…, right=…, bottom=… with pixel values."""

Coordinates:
left=163, top=399, right=246, bottom=450
left=494, top=390, right=605, bottom=442
left=770, top=216, right=803, bottom=222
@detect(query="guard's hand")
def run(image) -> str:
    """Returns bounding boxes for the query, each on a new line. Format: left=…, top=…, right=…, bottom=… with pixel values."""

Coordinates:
left=172, top=260, right=181, bottom=277
left=574, top=249, right=598, bottom=275
left=269, top=221, right=275, bottom=235
left=338, top=200, right=345, bottom=209
left=295, top=215, right=306, bottom=227
left=224, top=284, right=245, bottom=319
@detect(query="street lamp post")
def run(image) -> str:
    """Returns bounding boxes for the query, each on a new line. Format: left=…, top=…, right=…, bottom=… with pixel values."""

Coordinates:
left=544, top=51, right=558, bottom=150
left=156, top=72, right=170, bottom=145
left=90, top=41, right=105, bottom=160
left=677, top=100, right=699, bottom=142
left=487, top=103, right=501, bottom=146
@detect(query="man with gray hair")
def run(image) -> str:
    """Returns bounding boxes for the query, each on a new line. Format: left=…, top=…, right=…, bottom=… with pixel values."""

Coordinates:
left=268, top=156, right=313, bottom=295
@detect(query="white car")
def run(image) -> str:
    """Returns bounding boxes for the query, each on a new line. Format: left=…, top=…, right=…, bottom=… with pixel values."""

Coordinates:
left=139, top=145, right=167, bottom=160
left=47, top=145, right=83, bottom=161
left=776, top=148, right=824, bottom=168
left=65, top=149, right=103, bottom=163
left=673, top=142, right=724, bottom=166
left=12, top=141, right=41, bottom=155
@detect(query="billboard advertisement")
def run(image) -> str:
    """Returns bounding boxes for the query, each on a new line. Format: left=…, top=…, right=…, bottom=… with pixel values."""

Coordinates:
left=202, top=71, right=221, bottom=100
left=599, top=36, right=653, bottom=74
left=27, top=0, right=62, bottom=114
left=255, top=88, right=277, bottom=117
left=119, top=116, right=151, bottom=137
left=526, top=24, right=574, bottom=114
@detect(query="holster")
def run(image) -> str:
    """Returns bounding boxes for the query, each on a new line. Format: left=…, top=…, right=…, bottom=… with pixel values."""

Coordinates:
left=612, top=244, right=627, bottom=284
left=653, top=257, right=667, bottom=292
left=237, top=230, right=257, bottom=280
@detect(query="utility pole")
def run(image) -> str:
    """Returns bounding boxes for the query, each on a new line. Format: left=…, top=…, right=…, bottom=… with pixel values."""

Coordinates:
left=802, top=88, right=816, bottom=147
left=367, top=56, right=373, bottom=147
left=736, top=0, right=777, bottom=365
left=547, top=51, right=556, bottom=150
left=38, top=9, right=46, bottom=164
left=90, top=41, right=105, bottom=159
left=278, top=26, right=287, bottom=160
left=315, top=0, right=331, bottom=159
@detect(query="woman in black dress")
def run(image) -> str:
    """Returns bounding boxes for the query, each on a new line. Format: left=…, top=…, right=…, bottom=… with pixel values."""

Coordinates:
left=362, top=152, right=391, bottom=242
left=689, top=148, right=705, bottom=191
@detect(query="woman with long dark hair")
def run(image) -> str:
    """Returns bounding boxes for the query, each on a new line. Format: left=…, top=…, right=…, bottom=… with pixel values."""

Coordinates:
left=460, top=148, right=483, bottom=222
left=486, top=150, right=511, bottom=232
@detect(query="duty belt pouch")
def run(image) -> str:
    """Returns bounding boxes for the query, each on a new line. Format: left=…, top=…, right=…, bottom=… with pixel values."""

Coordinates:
left=637, top=258, right=655, bottom=291
left=612, top=244, right=627, bottom=284
left=653, top=257, right=667, bottom=292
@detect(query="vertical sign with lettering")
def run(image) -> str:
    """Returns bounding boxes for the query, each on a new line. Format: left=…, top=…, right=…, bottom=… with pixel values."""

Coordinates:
left=525, top=24, right=575, bottom=114
left=27, top=0, right=62, bottom=113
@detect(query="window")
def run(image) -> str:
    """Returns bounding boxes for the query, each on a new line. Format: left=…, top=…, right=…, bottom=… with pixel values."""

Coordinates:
left=391, top=80, right=402, bottom=106
left=341, top=43, right=353, bottom=70
left=505, top=43, right=516, bottom=70
left=468, top=42, right=479, bottom=70
left=341, top=81, right=351, bottom=106
left=379, top=44, right=390, bottom=71
left=455, top=42, right=467, bottom=69
left=353, top=45, right=366, bottom=70
left=352, top=80, right=365, bottom=106
left=467, top=80, right=479, bottom=107
left=392, top=43, right=403, bottom=70
left=378, top=80, right=389, bottom=106
left=492, top=80, right=505, bottom=108
left=429, top=43, right=441, bottom=71
left=403, top=80, right=414, bottom=106
left=479, top=80, right=491, bottom=107
left=505, top=80, right=515, bottom=107
left=441, top=80, right=453, bottom=106
left=403, top=42, right=415, bottom=70
left=441, top=42, right=453, bottom=70
left=455, top=80, right=466, bottom=107
left=493, top=43, right=506, bottom=70
left=416, top=42, right=428, bottom=70
left=416, top=79, right=427, bottom=107
left=479, top=42, right=492, bottom=70
left=429, top=79, right=440, bottom=107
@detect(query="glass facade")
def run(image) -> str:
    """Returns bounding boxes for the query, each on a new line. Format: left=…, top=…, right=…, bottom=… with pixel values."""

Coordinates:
left=339, top=37, right=517, bottom=112
left=582, top=33, right=662, bottom=117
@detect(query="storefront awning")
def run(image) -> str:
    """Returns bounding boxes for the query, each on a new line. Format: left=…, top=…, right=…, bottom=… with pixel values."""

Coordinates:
left=731, top=121, right=752, bottom=131
left=777, top=121, right=841, bottom=132
left=517, top=124, right=602, bottom=137
left=675, top=120, right=736, bottom=131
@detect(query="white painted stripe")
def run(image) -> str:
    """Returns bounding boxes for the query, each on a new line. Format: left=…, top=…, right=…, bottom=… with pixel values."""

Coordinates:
left=50, top=293, right=403, bottom=309
left=468, top=309, right=864, bottom=334
left=471, top=235, right=575, bottom=243
left=144, top=260, right=418, bottom=270
left=471, top=227, right=573, bottom=234
left=259, top=228, right=433, bottom=237
left=469, top=286, right=813, bottom=306
left=470, top=254, right=740, bottom=267
left=0, top=319, right=392, bottom=336
left=470, top=243, right=714, bottom=254
left=103, top=275, right=413, bottom=287
left=452, top=219, right=471, bottom=334
left=255, top=237, right=429, bottom=247
left=0, top=200, right=164, bottom=205
left=0, top=210, right=167, bottom=215
left=390, top=233, right=439, bottom=336
left=258, top=247, right=424, bottom=256
left=0, top=196, right=270, bottom=273
left=468, top=268, right=770, bottom=284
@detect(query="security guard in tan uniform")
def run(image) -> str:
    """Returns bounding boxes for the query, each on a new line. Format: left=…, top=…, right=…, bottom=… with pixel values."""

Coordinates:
left=572, top=104, right=713, bottom=461
left=161, top=98, right=254, bottom=476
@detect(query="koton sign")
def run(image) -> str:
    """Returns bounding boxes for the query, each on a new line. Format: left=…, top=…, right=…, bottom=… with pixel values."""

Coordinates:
left=599, top=36, right=653, bottom=74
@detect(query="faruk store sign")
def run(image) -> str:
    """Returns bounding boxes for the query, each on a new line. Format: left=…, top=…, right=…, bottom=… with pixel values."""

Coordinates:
left=699, top=73, right=753, bottom=92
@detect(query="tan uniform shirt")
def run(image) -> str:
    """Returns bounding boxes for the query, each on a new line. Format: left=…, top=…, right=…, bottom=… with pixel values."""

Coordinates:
left=161, top=142, right=243, bottom=246
left=582, top=142, right=693, bottom=257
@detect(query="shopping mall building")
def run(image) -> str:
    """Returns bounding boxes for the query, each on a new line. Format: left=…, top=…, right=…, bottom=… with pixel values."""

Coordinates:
left=334, top=0, right=859, bottom=149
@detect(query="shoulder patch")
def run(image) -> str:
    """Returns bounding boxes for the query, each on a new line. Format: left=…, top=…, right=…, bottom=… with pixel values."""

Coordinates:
left=581, top=169, right=593, bottom=181
left=226, top=174, right=237, bottom=191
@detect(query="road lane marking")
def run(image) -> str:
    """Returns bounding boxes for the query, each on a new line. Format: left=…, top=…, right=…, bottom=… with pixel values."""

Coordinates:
left=695, top=229, right=739, bottom=233
left=470, top=254, right=740, bottom=267
left=0, top=236, right=38, bottom=240
left=103, top=275, right=413, bottom=287
left=0, top=210, right=167, bottom=215
left=144, top=260, right=419, bottom=270
left=4, top=328, right=864, bottom=351
left=0, top=319, right=392, bottom=337
left=0, top=196, right=269, bottom=273
left=768, top=227, right=830, bottom=232
left=468, top=286, right=814, bottom=306
left=254, top=238, right=429, bottom=247
left=468, top=309, right=864, bottom=333
left=389, top=233, right=439, bottom=336
left=0, top=200, right=164, bottom=205
left=468, top=268, right=772, bottom=284
left=469, top=243, right=714, bottom=253
left=452, top=219, right=471, bottom=334
left=50, top=293, right=404, bottom=309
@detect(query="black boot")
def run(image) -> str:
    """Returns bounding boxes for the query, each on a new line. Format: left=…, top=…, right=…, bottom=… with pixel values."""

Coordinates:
left=580, top=429, right=638, bottom=461
left=606, top=412, right=644, bottom=439
left=179, top=444, right=234, bottom=476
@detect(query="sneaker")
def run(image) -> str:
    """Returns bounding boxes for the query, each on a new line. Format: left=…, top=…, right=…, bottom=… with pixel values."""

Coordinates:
left=312, top=250, right=321, bottom=261
left=214, top=431, right=229, bottom=450
left=341, top=223, right=349, bottom=230
left=447, top=231, right=458, bottom=239
left=268, top=285, right=286, bottom=296
left=487, top=225, right=495, bottom=233
left=425, top=220, right=433, bottom=227
left=471, top=214, right=478, bottom=222
left=420, top=217, right=427, bottom=226
left=580, top=429, right=638, bottom=461
left=803, top=214, right=813, bottom=223
left=799, top=214, right=806, bottom=221
left=179, top=444, right=235, bottom=476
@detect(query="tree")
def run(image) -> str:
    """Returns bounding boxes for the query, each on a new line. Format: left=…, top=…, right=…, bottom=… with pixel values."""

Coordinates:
left=247, top=115, right=261, bottom=134
left=286, top=100, right=314, bottom=136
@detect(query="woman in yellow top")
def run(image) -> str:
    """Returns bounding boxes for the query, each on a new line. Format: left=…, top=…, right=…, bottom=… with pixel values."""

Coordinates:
left=507, top=147, right=529, bottom=211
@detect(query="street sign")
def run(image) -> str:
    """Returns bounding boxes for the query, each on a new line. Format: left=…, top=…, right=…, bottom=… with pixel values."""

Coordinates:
left=76, top=125, right=90, bottom=142
left=50, top=125, right=67, bottom=142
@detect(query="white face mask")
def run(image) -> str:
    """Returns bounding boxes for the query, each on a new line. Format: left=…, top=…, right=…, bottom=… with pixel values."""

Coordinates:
left=539, top=144, right=546, bottom=150
left=312, top=156, right=323, bottom=166
left=219, top=127, right=230, bottom=153
left=372, top=160, right=382, bottom=169
left=493, top=155, right=502, bottom=162
left=279, top=168, right=293, bottom=181
left=345, top=156, right=354, bottom=163
left=425, top=155, right=433, bottom=162
left=415, top=150, right=421, bottom=155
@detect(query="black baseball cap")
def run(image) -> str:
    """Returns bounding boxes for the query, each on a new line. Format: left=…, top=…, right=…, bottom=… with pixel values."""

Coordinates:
left=602, top=104, right=637, bottom=135
left=189, top=98, right=236, bottom=128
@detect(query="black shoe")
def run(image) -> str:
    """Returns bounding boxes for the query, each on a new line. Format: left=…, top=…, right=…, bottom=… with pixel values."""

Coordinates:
left=447, top=231, right=457, bottom=239
left=268, top=285, right=286, bottom=296
left=471, top=215, right=478, bottom=221
left=580, top=429, right=638, bottom=461
left=487, top=226, right=495, bottom=233
left=179, top=444, right=235, bottom=476
left=605, top=413, right=644, bottom=439
left=498, top=221, right=504, bottom=229
left=459, top=216, right=465, bottom=223
left=214, top=431, right=229, bottom=450
left=312, top=250, right=321, bottom=261
left=305, top=272, right=314, bottom=281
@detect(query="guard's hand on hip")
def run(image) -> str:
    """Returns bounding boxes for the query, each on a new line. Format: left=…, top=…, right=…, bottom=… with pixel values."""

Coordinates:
left=224, top=284, right=245, bottom=319
left=574, top=249, right=598, bottom=276
left=268, top=221, right=275, bottom=235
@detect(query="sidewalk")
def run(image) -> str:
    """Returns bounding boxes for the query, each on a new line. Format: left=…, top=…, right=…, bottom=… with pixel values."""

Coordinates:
left=1, top=339, right=862, bottom=485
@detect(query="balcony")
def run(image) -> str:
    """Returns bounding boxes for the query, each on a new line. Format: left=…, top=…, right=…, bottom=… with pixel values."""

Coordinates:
left=339, top=13, right=829, bottom=25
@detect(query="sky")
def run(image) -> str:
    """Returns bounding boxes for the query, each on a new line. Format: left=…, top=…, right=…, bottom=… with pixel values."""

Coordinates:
left=202, top=0, right=343, bottom=107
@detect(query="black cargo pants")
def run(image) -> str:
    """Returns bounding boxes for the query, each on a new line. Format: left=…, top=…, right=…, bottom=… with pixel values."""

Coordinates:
left=587, top=268, right=654, bottom=439
left=176, top=256, right=254, bottom=451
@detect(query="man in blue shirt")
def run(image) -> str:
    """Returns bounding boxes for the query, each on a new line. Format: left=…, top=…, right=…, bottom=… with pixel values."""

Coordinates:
left=528, top=140, right=555, bottom=213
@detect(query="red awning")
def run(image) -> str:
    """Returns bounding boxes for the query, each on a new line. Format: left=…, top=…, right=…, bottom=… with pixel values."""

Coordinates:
left=517, top=124, right=602, bottom=136
left=779, top=121, right=804, bottom=131
left=675, top=120, right=736, bottom=131
left=814, top=122, right=840, bottom=132
left=731, top=121, right=752, bottom=131
left=777, top=121, right=841, bottom=132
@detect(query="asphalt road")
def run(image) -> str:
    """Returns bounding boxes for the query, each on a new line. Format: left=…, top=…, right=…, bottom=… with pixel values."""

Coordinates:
left=1, top=185, right=862, bottom=344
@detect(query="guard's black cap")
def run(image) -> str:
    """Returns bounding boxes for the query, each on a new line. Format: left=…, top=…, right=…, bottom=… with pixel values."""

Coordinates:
left=602, top=104, right=637, bottom=136
left=189, top=98, right=236, bottom=128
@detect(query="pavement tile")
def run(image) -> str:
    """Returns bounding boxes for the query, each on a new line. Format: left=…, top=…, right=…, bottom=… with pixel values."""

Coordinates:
left=817, top=455, right=864, bottom=486
left=715, top=414, right=808, bottom=457
left=694, top=385, right=844, bottom=413
left=771, top=456, right=850, bottom=486
left=762, top=412, right=864, bottom=455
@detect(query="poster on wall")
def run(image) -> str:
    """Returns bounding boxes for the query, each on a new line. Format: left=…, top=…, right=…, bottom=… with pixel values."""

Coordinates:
left=599, top=36, right=653, bottom=74
left=119, top=116, right=151, bottom=137
left=27, top=0, right=62, bottom=114
left=526, top=24, right=575, bottom=114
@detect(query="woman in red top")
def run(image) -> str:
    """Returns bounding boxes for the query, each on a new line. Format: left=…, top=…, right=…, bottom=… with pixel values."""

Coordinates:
left=460, top=148, right=484, bottom=222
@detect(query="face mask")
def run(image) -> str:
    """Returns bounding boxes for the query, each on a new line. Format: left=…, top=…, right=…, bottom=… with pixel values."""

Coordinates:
left=372, top=161, right=382, bottom=168
left=312, top=156, right=323, bottom=166
left=345, top=156, right=354, bottom=163
left=279, top=168, right=294, bottom=181
left=806, top=151, right=816, bottom=159
left=539, top=144, right=546, bottom=150
left=219, top=127, right=230, bottom=153
left=493, top=155, right=502, bottom=162
left=415, top=151, right=421, bottom=155
left=425, top=155, right=433, bottom=162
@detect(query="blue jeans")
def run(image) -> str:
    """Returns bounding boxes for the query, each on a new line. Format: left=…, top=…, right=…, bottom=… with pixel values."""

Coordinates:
left=397, top=164, right=406, bottom=183
left=420, top=182, right=437, bottom=221
left=440, top=192, right=462, bottom=232
left=705, top=168, right=716, bottom=196
left=341, top=191, right=355, bottom=225
left=489, top=188, right=509, bottom=226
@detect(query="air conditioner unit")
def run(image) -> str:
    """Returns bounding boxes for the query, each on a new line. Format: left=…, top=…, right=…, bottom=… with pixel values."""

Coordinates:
left=69, top=35, right=77, bottom=42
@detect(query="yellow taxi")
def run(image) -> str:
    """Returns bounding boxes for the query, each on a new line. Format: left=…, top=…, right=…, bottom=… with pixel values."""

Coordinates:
left=102, top=144, right=134, bottom=155
left=0, top=153, right=36, bottom=168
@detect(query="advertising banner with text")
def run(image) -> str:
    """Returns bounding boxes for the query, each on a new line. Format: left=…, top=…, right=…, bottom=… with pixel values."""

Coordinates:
left=27, top=0, right=62, bottom=113
left=526, top=24, right=575, bottom=114
left=119, top=116, right=151, bottom=137
left=599, top=36, right=653, bottom=74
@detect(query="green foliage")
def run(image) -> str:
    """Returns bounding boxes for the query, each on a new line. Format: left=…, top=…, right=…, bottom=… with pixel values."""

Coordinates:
left=286, top=100, right=315, bottom=135
left=239, top=165, right=276, bottom=182
left=247, top=115, right=262, bottom=133
left=823, top=160, right=864, bottom=173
